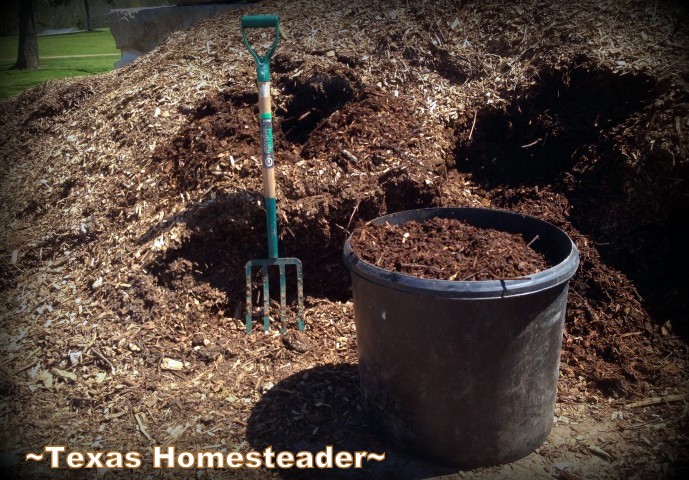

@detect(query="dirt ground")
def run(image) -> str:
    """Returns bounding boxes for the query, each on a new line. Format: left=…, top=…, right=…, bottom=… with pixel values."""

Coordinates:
left=1, top=0, right=688, bottom=478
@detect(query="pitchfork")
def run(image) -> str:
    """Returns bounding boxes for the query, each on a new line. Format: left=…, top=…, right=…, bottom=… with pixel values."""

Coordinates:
left=241, top=14, right=304, bottom=333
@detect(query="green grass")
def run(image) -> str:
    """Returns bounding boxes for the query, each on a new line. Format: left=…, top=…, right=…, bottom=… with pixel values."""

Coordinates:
left=0, top=29, right=118, bottom=99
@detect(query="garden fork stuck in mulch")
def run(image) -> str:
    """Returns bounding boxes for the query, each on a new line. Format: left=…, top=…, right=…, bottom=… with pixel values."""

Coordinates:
left=242, top=14, right=304, bottom=333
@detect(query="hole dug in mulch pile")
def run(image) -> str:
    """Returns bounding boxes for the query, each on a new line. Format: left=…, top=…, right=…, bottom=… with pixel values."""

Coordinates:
left=149, top=64, right=446, bottom=301
left=454, top=63, right=657, bottom=186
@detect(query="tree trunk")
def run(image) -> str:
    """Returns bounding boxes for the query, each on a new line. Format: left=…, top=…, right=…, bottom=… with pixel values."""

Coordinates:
left=84, top=0, right=92, bottom=32
left=13, top=0, right=39, bottom=70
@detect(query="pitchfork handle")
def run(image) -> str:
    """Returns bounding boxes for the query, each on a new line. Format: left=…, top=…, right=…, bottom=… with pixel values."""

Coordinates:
left=241, top=14, right=280, bottom=259
left=241, top=15, right=280, bottom=83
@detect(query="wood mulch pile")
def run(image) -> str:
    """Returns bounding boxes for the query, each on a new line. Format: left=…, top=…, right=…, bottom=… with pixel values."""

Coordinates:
left=1, top=0, right=688, bottom=478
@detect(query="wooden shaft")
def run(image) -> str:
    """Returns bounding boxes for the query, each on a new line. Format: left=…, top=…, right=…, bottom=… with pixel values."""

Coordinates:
left=258, top=81, right=276, bottom=199
left=258, top=84, right=271, bottom=113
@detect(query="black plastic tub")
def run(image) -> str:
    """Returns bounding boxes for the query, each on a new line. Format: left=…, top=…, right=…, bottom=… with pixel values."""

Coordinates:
left=343, top=207, right=579, bottom=468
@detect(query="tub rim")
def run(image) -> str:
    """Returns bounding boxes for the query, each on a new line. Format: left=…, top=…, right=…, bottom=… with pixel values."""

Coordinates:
left=343, top=207, right=579, bottom=299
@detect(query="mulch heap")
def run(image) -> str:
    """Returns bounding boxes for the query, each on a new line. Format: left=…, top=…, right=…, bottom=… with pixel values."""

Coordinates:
left=1, top=0, right=688, bottom=478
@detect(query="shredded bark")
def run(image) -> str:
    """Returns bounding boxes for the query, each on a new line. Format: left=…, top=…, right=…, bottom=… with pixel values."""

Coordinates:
left=350, top=218, right=550, bottom=281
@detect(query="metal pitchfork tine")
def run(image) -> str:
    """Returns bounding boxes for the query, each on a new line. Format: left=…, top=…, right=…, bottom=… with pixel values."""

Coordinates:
left=242, top=14, right=304, bottom=333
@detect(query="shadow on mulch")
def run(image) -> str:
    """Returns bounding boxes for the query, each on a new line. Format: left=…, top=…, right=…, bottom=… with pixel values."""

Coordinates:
left=564, top=151, right=689, bottom=340
left=454, top=64, right=655, bottom=188
left=246, top=364, right=456, bottom=480
left=454, top=60, right=689, bottom=339
left=142, top=190, right=265, bottom=315
left=143, top=190, right=354, bottom=309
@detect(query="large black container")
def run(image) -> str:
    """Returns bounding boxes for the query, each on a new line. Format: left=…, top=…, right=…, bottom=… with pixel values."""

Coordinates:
left=343, top=207, right=579, bottom=468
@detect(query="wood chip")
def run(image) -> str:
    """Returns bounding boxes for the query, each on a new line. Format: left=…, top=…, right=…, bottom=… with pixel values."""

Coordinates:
left=53, top=368, right=77, bottom=382
left=586, top=444, right=614, bottom=461
left=160, top=358, right=185, bottom=371
left=134, top=413, right=156, bottom=443
left=625, top=393, right=688, bottom=409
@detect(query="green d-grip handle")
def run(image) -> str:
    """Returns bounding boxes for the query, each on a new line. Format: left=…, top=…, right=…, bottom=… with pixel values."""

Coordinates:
left=241, top=14, right=279, bottom=29
left=241, top=14, right=280, bottom=83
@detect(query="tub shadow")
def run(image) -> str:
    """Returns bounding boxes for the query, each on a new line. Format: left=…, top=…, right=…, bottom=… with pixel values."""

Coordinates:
left=246, top=364, right=457, bottom=480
